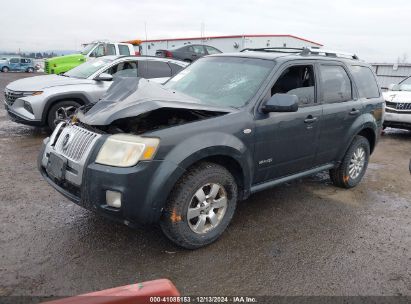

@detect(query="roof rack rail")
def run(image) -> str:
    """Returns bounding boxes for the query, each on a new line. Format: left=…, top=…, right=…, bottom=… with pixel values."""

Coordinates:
left=240, top=47, right=359, bottom=60
left=301, top=47, right=359, bottom=60
left=240, top=47, right=303, bottom=53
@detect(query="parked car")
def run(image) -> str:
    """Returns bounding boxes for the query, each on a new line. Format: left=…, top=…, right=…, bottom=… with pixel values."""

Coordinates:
left=38, top=48, right=383, bottom=249
left=44, top=42, right=135, bottom=75
left=1, top=57, right=36, bottom=73
left=4, top=56, right=187, bottom=129
left=155, top=44, right=222, bottom=62
left=383, top=76, right=411, bottom=130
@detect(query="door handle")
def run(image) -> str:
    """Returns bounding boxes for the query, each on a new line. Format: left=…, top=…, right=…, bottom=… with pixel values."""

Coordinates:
left=304, top=116, right=317, bottom=123
left=350, top=109, right=360, bottom=115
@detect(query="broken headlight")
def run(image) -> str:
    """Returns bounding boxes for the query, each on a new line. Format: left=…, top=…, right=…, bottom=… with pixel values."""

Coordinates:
left=95, top=134, right=160, bottom=167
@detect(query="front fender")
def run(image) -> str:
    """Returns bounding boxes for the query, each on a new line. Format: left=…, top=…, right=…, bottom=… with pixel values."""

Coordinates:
left=146, top=132, right=253, bottom=221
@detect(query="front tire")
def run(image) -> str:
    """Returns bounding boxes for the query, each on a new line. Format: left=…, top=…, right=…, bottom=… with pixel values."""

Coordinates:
left=160, top=162, right=238, bottom=249
left=47, top=101, right=81, bottom=130
left=330, top=135, right=370, bottom=188
left=2, top=66, right=9, bottom=72
left=27, top=67, right=34, bottom=73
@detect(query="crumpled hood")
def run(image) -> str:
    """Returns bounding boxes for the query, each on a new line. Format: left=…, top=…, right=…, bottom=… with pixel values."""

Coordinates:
left=6, top=74, right=93, bottom=91
left=383, top=91, right=411, bottom=103
left=77, top=77, right=235, bottom=126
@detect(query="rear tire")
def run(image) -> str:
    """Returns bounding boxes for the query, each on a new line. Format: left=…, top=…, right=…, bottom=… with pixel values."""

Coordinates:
left=27, top=67, right=34, bottom=73
left=330, top=135, right=370, bottom=188
left=47, top=100, right=81, bottom=130
left=2, top=66, right=9, bottom=72
left=160, top=162, right=238, bottom=249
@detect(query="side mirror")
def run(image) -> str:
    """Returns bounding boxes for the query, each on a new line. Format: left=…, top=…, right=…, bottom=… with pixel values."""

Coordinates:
left=95, top=73, right=113, bottom=81
left=388, top=84, right=400, bottom=91
left=262, top=94, right=299, bottom=113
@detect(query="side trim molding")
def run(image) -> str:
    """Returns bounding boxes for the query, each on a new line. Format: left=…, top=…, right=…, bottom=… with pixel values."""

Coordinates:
left=250, top=163, right=335, bottom=194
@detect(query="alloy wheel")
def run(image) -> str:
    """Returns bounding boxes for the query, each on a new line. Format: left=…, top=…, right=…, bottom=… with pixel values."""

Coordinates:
left=54, top=106, right=77, bottom=126
left=187, top=183, right=228, bottom=234
left=349, top=146, right=366, bottom=179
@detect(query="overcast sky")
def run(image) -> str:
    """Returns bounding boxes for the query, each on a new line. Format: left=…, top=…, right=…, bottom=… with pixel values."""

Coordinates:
left=1, top=0, right=410, bottom=62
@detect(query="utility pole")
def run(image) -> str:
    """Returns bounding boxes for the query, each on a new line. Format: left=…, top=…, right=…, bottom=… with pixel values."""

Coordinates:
left=200, top=22, right=205, bottom=44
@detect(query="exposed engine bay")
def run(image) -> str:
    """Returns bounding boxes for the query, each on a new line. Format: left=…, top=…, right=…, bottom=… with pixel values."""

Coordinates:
left=85, top=107, right=227, bottom=135
left=74, top=78, right=234, bottom=135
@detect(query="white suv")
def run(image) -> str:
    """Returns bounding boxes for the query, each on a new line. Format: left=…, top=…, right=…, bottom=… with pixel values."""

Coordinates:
left=383, top=76, right=411, bottom=130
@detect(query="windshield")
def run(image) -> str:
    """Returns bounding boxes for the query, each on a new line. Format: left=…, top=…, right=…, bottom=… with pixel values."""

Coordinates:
left=64, top=58, right=112, bottom=79
left=81, top=43, right=97, bottom=55
left=164, top=57, right=275, bottom=107
left=399, top=77, right=411, bottom=91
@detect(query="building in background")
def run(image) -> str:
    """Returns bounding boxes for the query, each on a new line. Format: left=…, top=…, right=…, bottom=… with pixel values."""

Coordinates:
left=132, top=34, right=323, bottom=56
left=371, top=63, right=411, bottom=90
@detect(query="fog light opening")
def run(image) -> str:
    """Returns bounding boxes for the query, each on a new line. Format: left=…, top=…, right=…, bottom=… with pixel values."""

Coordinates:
left=106, top=190, right=122, bottom=208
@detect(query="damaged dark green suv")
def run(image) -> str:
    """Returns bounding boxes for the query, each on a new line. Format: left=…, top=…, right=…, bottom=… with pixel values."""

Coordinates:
left=38, top=48, right=384, bottom=249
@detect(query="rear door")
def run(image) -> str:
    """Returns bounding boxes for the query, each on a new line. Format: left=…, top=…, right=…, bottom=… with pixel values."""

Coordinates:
left=314, top=62, right=363, bottom=165
left=253, top=61, right=322, bottom=183
left=20, top=59, right=29, bottom=71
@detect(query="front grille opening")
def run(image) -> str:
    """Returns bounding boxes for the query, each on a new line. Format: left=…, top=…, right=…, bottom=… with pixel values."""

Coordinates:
left=54, top=125, right=99, bottom=162
left=4, top=90, right=24, bottom=106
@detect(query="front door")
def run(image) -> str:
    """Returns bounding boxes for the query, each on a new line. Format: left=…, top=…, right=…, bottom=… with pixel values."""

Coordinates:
left=9, top=58, right=20, bottom=71
left=253, top=63, right=322, bottom=183
left=90, top=60, right=140, bottom=102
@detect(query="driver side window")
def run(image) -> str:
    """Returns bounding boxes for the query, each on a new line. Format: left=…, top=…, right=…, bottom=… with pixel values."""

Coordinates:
left=104, top=61, right=138, bottom=77
left=271, top=65, right=316, bottom=106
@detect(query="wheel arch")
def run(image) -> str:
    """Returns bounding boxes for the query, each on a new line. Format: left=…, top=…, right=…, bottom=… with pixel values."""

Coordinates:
left=357, top=127, right=376, bottom=154
left=146, top=146, right=252, bottom=224
left=41, top=93, right=90, bottom=123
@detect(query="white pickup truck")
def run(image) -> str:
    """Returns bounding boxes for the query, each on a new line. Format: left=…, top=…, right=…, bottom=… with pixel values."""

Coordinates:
left=44, top=41, right=135, bottom=74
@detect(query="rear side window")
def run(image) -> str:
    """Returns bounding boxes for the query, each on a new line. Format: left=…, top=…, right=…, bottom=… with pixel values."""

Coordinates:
left=192, top=45, right=206, bottom=55
left=141, top=61, right=171, bottom=78
left=350, top=66, right=380, bottom=98
left=106, top=44, right=116, bottom=56
left=118, top=45, right=130, bottom=56
left=319, top=65, right=352, bottom=103
left=205, top=46, right=221, bottom=55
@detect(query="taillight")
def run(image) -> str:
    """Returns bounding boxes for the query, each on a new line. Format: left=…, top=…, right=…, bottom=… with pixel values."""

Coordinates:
left=135, top=51, right=140, bottom=56
left=165, top=51, right=173, bottom=58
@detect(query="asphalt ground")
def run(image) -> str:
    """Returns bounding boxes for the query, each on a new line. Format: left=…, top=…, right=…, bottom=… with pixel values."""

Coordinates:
left=0, top=72, right=410, bottom=300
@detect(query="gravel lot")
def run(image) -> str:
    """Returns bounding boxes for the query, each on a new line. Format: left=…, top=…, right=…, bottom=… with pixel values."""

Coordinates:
left=0, top=73, right=410, bottom=299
